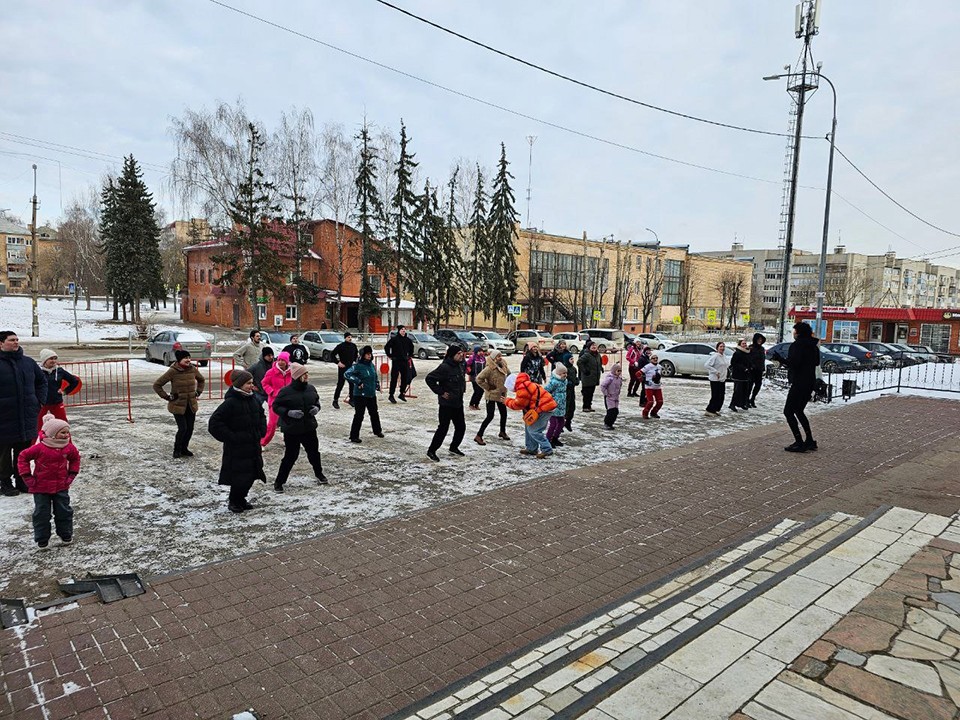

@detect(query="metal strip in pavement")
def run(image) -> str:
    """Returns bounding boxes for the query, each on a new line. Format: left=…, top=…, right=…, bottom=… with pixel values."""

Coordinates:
left=553, top=504, right=892, bottom=720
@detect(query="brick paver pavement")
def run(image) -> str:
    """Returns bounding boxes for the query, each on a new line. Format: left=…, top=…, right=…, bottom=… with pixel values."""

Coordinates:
left=1, top=395, right=958, bottom=719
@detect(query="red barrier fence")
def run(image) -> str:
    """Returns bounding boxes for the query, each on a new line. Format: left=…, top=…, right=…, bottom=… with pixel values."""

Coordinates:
left=203, top=357, right=237, bottom=400
left=61, top=359, right=133, bottom=423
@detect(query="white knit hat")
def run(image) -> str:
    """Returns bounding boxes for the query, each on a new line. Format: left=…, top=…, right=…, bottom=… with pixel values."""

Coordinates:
left=39, top=349, right=58, bottom=363
left=488, top=348, right=502, bottom=360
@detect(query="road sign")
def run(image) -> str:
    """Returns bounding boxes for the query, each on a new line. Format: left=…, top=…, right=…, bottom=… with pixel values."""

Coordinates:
left=67, top=282, right=75, bottom=294
left=706, top=309, right=717, bottom=324
left=741, top=313, right=750, bottom=323
left=257, top=297, right=269, bottom=303
left=592, top=309, right=601, bottom=322
left=673, top=315, right=682, bottom=324
left=507, top=304, right=522, bottom=317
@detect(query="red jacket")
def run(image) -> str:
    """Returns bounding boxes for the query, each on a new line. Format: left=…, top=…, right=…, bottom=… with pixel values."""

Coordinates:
left=17, top=441, right=81, bottom=494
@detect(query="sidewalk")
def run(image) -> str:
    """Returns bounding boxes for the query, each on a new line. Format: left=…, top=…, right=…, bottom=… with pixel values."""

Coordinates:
left=1, top=395, right=958, bottom=719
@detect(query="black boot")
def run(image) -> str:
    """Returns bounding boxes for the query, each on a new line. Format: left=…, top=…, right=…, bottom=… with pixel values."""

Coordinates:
left=1, top=481, right=19, bottom=497
left=784, top=441, right=806, bottom=453
left=804, top=439, right=818, bottom=451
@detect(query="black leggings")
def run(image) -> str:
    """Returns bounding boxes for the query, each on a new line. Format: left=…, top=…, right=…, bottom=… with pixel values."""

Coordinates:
left=627, top=367, right=642, bottom=396
left=275, top=432, right=324, bottom=485
left=706, top=381, right=726, bottom=413
left=784, top=384, right=814, bottom=443
left=469, top=380, right=484, bottom=407
left=174, top=407, right=196, bottom=453
left=478, top=400, right=507, bottom=437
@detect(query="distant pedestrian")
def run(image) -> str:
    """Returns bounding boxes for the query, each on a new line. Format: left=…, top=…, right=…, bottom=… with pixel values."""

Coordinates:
left=748, top=333, right=767, bottom=408
left=271, top=363, right=327, bottom=491
left=544, top=363, right=568, bottom=447
left=37, top=349, right=79, bottom=429
left=545, top=340, right=567, bottom=369
left=331, top=332, right=359, bottom=409
left=384, top=325, right=414, bottom=403
left=208, top=369, right=266, bottom=513
left=343, top=345, right=384, bottom=443
left=728, top=339, right=752, bottom=412
left=0, top=331, right=47, bottom=497
left=637, top=344, right=652, bottom=404
left=626, top=340, right=644, bottom=397
left=599, top=362, right=623, bottom=429
left=281, top=334, right=310, bottom=366
left=247, top=347, right=275, bottom=405
left=563, top=353, right=579, bottom=431
left=640, top=354, right=665, bottom=419
left=18, top=413, right=80, bottom=548
left=152, top=350, right=205, bottom=459
left=474, top=348, right=510, bottom=444
left=505, top=372, right=557, bottom=459
left=520, top=345, right=546, bottom=384
left=782, top=322, right=820, bottom=452
left=425, top=345, right=467, bottom=462
left=704, top=342, right=730, bottom=417
left=233, top=330, right=263, bottom=369
left=466, top=346, right=487, bottom=410
left=577, top=342, right=602, bottom=412
left=261, top=351, right=292, bottom=447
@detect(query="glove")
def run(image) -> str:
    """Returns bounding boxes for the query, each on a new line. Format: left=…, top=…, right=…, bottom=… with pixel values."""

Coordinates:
left=287, top=409, right=305, bottom=419
left=308, top=406, right=320, bottom=416
left=195, top=390, right=202, bottom=398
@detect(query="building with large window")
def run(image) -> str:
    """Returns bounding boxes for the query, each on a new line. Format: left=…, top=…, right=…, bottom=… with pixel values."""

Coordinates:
left=791, top=306, right=960, bottom=355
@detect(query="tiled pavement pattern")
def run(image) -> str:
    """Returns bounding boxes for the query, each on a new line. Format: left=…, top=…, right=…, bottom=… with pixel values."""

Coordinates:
left=1, top=396, right=959, bottom=719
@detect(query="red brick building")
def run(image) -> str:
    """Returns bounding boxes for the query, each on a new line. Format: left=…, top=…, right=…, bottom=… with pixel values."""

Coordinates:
left=181, top=220, right=406, bottom=332
left=791, top=306, right=960, bottom=355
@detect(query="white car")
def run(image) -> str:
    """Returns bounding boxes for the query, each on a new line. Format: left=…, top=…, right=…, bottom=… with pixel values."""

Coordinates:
left=551, top=332, right=590, bottom=354
left=656, top=343, right=733, bottom=378
left=635, top=333, right=675, bottom=350
left=471, top=330, right=516, bottom=355
left=301, top=330, right=346, bottom=362
left=508, top=329, right=553, bottom=352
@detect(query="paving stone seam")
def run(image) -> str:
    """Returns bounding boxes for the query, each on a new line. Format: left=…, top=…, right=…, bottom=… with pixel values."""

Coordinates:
left=396, top=512, right=847, bottom=720
left=384, top=513, right=826, bottom=720
left=551, top=504, right=893, bottom=720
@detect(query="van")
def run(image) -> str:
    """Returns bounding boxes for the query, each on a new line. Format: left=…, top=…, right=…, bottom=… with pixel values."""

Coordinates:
left=582, top=328, right=625, bottom=353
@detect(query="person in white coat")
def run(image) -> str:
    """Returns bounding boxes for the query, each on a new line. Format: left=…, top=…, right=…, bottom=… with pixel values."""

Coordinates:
left=704, top=341, right=730, bottom=416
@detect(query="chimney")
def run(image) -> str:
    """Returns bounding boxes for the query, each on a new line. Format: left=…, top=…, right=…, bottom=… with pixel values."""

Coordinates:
left=732, top=242, right=744, bottom=252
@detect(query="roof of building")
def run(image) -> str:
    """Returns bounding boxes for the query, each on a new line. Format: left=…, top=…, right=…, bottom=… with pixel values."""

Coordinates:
left=0, top=218, right=29, bottom=235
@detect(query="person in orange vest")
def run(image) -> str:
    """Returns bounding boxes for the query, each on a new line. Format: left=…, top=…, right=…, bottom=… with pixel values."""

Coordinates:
left=505, top=372, right=557, bottom=459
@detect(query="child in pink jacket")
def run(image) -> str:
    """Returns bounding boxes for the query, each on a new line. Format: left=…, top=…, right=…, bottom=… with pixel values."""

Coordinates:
left=260, top=351, right=292, bottom=446
left=18, top=414, right=81, bottom=549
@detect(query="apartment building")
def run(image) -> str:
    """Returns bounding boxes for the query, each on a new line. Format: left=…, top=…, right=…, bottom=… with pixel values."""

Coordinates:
left=0, top=218, right=32, bottom=294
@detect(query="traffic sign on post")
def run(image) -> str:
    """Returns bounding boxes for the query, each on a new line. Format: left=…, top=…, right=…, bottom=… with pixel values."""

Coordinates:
left=507, top=304, right=522, bottom=317
left=706, top=309, right=717, bottom=325
left=592, top=309, right=601, bottom=322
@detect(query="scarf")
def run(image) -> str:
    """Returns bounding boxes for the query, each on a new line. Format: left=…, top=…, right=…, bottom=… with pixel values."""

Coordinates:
left=41, top=435, right=69, bottom=449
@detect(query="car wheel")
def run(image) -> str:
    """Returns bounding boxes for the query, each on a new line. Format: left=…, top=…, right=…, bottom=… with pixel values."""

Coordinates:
left=162, top=353, right=170, bottom=366
left=569, top=345, right=578, bottom=354
left=145, top=349, right=152, bottom=363
left=658, top=344, right=665, bottom=350
left=598, top=344, right=607, bottom=353
left=418, top=349, right=428, bottom=359
left=321, top=350, right=331, bottom=362
left=660, top=360, right=676, bottom=377
left=822, top=360, right=837, bottom=372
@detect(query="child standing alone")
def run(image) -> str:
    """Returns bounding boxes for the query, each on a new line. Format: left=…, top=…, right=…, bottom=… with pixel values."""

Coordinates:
left=18, top=414, right=81, bottom=549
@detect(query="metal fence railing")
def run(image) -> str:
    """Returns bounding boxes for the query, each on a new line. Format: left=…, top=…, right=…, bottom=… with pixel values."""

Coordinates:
left=767, top=360, right=960, bottom=403
left=61, top=359, right=133, bottom=423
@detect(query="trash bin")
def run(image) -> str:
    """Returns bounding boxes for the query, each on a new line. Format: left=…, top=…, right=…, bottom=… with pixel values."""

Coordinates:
left=842, top=378, right=858, bottom=401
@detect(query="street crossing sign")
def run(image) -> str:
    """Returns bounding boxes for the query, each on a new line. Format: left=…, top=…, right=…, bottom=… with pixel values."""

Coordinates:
left=592, top=309, right=601, bottom=322
left=706, top=309, right=717, bottom=324
left=507, top=304, right=522, bottom=317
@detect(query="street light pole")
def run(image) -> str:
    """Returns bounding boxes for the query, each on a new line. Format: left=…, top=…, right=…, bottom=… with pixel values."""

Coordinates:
left=29, top=164, right=40, bottom=338
left=644, top=228, right=661, bottom=332
left=764, top=71, right=837, bottom=340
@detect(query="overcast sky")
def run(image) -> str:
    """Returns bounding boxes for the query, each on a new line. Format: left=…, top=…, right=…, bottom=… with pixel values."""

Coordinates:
left=2, top=1, right=959, bottom=263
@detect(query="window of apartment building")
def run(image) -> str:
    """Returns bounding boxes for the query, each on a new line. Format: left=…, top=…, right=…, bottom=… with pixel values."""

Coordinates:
left=661, top=260, right=682, bottom=305
left=194, top=268, right=199, bottom=282
left=920, top=324, right=951, bottom=353
left=191, top=298, right=197, bottom=313
left=285, top=305, right=298, bottom=321
left=257, top=304, right=267, bottom=321
left=204, top=300, right=211, bottom=315
left=200, top=269, right=206, bottom=284
left=832, top=320, right=859, bottom=342
left=763, top=295, right=779, bottom=304
left=632, top=307, right=639, bottom=320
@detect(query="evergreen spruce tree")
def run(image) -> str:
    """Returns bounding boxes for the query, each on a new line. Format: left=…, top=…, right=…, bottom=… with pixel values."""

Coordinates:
left=211, top=123, right=286, bottom=329
left=467, top=165, right=488, bottom=328
left=99, top=177, right=130, bottom=321
left=407, top=180, right=433, bottom=327
left=354, top=121, right=384, bottom=333
left=487, top=143, right=520, bottom=327
left=389, top=121, right=418, bottom=327
left=436, top=170, right=465, bottom=325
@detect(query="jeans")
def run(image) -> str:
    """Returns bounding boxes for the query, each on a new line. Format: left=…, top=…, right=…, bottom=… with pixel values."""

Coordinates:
left=389, top=360, right=409, bottom=397
left=643, top=389, right=664, bottom=417
left=33, top=491, right=73, bottom=543
left=429, top=405, right=466, bottom=453
left=524, top=413, right=552, bottom=454
left=0, top=441, right=31, bottom=490
left=174, top=407, right=196, bottom=454
left=275, top=432, right=324, bottom=486
left=784, top=383, right=814, bottom=443
left=706, top=381, right=726, bottom=413
left=478, top=400, right=507, bottom=437
left=350, top=396, right=383, bottom=440
left=334, top=366, right=354, bottom=403
left=582, top=384, right=597, bottom=410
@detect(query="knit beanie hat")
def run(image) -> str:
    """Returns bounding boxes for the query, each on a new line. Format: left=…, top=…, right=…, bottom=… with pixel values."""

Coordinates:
left=276, top=351, right=291, bottom=364
left=445, top=344, right=463, bottom=360
left=611, top=362, right=622, bottom=374
left=174, top=349, right=191, bottom=362
left=230, top=369, right=253, bottom=387
left=488, top=348, right=502, bottom=360
left=262, top=346, right=275, bottom=359
left=39, top=349, right=58, bottom=364
left=360, top=345, right=373, bottom=359
left=41, top=413, right=70, bottom=440
left=290, top=363, right=308, bottom=380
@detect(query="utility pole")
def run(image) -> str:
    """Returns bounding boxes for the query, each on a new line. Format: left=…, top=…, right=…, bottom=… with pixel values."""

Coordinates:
left=525, top=136, right=536, bottom=228
left=774, top=0, right=822, bottom=342
left=30, top=164, right=40, bottom=337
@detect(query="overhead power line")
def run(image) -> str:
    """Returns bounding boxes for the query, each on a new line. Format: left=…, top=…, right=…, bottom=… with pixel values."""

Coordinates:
left=0, top=131, right=169, bottom=175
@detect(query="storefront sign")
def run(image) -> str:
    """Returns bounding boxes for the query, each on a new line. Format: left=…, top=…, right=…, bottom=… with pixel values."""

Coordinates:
left=793, top=305, right=856, bottom=314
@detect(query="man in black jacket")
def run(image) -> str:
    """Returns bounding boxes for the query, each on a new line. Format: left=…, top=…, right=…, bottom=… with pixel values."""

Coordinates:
left=384, top=325, right=414, bottom=403
left=425, top=344, right=467, bottom=462
left=331, top=332, right=359, bottom=409
left=0, top=331, right=47, bottom=496
left=271, top=363, right=327, bottom=491
left=281, top=334, right=310, bottom=366
left=783, top=322, right=820, bottom=453
left=748, top=332, right=767, bottom=408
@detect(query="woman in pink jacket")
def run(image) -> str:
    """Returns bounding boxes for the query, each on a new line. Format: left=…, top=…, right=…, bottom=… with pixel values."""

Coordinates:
left=260, top=351, right=292, bottom=446
left=18, top=414, right=81, bottom=549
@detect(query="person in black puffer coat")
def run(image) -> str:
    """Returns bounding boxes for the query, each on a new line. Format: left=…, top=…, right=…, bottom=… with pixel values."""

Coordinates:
left=271, top=363, right=327, bottom=491
left=384, top=325, right=415, bottom=403
left=425, top=344, right=467, bottom=461
left=208, top=369, right=267, bottom=513
left=748, top=332, right=767, bottom=407
left=782, top=322, right=821, bottom=453
left=0, top=331, right=47, bottom=496
left=728, top=339, right=752, bottom=412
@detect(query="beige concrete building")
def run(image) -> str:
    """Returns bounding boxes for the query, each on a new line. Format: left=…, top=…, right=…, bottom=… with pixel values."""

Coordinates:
left=0, top=217, right=31, bottom=294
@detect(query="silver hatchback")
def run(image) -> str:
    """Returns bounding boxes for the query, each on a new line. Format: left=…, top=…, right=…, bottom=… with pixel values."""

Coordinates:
left=146, top=330, right=212, bottom=366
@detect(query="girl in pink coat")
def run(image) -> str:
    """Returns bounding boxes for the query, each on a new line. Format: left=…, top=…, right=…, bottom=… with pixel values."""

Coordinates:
left=261, top=351, right=292, bottom=446
left=18, top=414, right=81, bottom=549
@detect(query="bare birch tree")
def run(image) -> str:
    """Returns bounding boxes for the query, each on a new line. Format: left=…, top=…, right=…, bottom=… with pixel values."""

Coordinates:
left=318, top=123, right=358, bottom=329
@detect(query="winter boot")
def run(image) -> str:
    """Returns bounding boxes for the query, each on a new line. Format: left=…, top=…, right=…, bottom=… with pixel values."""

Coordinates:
left=784, top=441, right=807, bottom=453
left=474, top=435, right=486, bottom=446
left=1, top=481, right=19, bottom=497
left=804, top=439, right=818, bottom=451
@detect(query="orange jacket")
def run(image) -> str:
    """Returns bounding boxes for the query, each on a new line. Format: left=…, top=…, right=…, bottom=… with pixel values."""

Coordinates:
left=505, top=373, right=558, bottom=414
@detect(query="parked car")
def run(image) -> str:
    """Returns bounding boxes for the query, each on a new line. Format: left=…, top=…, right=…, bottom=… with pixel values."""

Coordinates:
left=909, top=344, right=955, bottom=364
left=656, top=343, right=731, bottom=378
left=471, top=330, right=516, bottom=355
left=888, top=343, right=931, bottom=364
left=146, top=330, right=212, bottom=366
left=582, top=328, right=625, bottom=353
left=435, top=329, right=491, bottom=350
left=859, top=341, right=923, bottom=367
left=507, top=329, right=553, bottom=352
left=301, top=331, right=345, bottom=362
left=635, top=332, right=676, bottom=350
left=551, top=332, right=590, bottom=354
left=766, top=342, right=860, bottom=372
left=410, top=332, right=449, bottom=359
left=820, top=342, right=880, bottom=370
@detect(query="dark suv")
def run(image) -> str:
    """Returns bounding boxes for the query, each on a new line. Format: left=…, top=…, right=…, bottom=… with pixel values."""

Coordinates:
left=820, top=343, right=880, bottom=370
left=434, top=329, right=490, bottom=350
left=859, top=341, right=923, bottom=367
left=766, top=342, right=859, bottom=372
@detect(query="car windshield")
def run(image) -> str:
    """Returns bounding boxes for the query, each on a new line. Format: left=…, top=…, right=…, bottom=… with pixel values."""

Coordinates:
left=320, top=333, right=344, bottom=343
left=455, top=332, right=476, bottom=340
left=413, top=333, right=439, bottom=342
left=483, top=332, right=505, bottom=340
left=176, top=332, right=207, bottom=342
left=536, top=332, right=552, bottom=338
